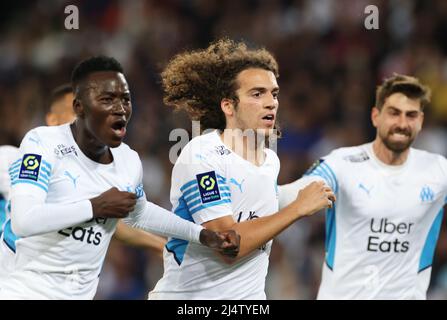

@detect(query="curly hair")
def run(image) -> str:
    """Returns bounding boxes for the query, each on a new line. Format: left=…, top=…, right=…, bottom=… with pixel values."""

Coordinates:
left=162, top=38, right=279, bottom=131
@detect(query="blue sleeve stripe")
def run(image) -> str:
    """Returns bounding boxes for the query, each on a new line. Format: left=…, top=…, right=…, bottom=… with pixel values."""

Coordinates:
left=11, top=180, right=48, bottom=193
left=220, top=192, right=231, bottom=198
left=182, top=185, right=199, bottom=197
left=40, top=166, right=51, bottom=178
left=189, top=195, right=231, bottom=211
left=320, top=162, right=338, bottom=192
left=180, top=180, right=197, bottom=192
left=184, top=192, right=200, bottom=203
left=41, top=160, right=52, bottom=172
left=219, top=186, right=230, bottom=191
left=315, top=167, right=334, bottom=189
left=9, top=163, right=20, bottom=172
left=38, top=175, right=49, bottom=185
left=10, top=159, right=21, bottom=167
left=8, top=168, right=19, bottom=176
left=309, top=167, right=332, bottom=187
left=187, top=198, right=202, bottom=209
left=190, top=198, right=232, bottom=215
left=216, top=174, right=226, bottom=181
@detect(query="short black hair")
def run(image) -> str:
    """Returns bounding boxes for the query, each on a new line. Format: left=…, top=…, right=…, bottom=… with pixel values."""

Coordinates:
left=71, top=55, right=124, bottom=94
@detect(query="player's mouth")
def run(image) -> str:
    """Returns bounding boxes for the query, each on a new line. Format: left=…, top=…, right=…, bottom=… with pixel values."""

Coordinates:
left=261, top=113, right=275, bottom=127
left=389, top=130, right=410, bottom=141
left=111, top=118, right=127, bottom=139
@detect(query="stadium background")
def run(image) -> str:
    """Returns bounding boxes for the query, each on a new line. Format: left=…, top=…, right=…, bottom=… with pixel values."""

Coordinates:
left=1, top=0, right=446, bottom=299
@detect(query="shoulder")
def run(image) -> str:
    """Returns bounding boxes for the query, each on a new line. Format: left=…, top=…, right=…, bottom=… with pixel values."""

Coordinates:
left=22, top=125, right=69, bottom=150
left=177, top=131, right=227, bottom=166
left=410, top=147, right=447, bottom=174
left=113, top=142, right=142, bottom=166
left=324, top=144, right=371, bottom=164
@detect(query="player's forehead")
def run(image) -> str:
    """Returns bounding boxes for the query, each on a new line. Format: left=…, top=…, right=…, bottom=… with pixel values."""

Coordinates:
left=236, top=68, right=278, bottom=91
left=382, top=92, right=422, bottom=112
left=84, top=71, right=129, bottom=95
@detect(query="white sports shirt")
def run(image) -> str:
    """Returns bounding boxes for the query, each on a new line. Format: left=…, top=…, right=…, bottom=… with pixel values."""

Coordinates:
left=149, top=130, right=280, bottom=300
left=279, top=142, right=447, bottom=299
left=0, top=146, right=19, bottom=277
left=0, top=124, right=203, bottom=299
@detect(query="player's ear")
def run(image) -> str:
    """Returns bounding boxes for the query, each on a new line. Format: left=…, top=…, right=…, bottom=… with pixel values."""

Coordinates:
left=371, top=106, right=380, bottom=128
left=73, top=97, right=85, bottom=119
left=221, top=98, right=235, bottom=117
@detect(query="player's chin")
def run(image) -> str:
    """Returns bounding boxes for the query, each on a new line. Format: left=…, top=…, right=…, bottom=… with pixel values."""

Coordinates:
left=107, top=136, right=124, bottom=148
left=385, top=138, right=412, bottom=153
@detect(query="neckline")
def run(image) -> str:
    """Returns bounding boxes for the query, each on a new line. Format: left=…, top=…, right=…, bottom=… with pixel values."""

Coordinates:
left=63, top=123, right=115, bottom=168
left=213, top=130, right=270, bottom=168
left=365, top=142, right=411, bottom=172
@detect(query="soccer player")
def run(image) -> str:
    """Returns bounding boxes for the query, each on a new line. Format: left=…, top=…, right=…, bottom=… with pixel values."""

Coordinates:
left=46, top=83, right=166, bottom=252
left=149, top=39, right=335, bottom=300
left=279, top=74, right=443, bottom=299
left=0, top=56, right=240, bottom=299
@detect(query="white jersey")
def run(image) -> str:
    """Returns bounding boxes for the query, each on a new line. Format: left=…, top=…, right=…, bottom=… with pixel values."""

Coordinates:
left=0, top=124, right=147, bottom=299
left=0, top=146, right=19, bottom=277
left=305, top=143, right=447, bottom=299
left=149, top=131, right=280, bottom=300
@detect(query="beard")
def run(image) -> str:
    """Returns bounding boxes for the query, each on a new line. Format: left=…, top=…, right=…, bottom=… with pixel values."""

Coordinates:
left=380, top=129, right=415, bottom=153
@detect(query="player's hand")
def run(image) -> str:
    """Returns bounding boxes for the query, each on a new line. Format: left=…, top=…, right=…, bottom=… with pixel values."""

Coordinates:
left=199, top=229, right=241, bottom=258
left=90, top=187, right=137, bottom=218
left=294, top=181, right=336, bottom=218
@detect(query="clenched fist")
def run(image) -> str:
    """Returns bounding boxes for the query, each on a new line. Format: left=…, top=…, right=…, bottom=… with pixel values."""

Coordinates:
left=90, top=187, right=137, bottom=218
left=294, top=181, right=336, bottom=218
left=199, top=229, right=241, bottom=258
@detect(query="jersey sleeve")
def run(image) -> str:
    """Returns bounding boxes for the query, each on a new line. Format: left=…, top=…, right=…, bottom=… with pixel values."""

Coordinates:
left=437, top=155, right=447, bottom=193
left=172, top=151, right=233, bottom=225
left=0, top=146, right=19, bottom=198
left=303, top=152, right=339, bottom=194
left=9, top=129, right=55, bottom=200
left=124, top=159, right=203, bottom=243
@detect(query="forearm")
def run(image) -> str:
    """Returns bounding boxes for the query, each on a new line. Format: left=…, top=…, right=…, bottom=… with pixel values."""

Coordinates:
left=123, top=201, right=204, bottom=244
left=113, top=222, right=166, bottom=253
left=206, top=202, right=302, bottom=260
left=279, top=176, right=323, bottom=209
left=11, top=195, right=93, bottom=237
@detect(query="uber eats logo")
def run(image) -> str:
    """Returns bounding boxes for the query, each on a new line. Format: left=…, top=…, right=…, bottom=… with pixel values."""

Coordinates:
left=367, top=218, right=414, bottom=253
left=196, top=171, right=221, bottom=204
left=58, top=217, right=108, bottom=246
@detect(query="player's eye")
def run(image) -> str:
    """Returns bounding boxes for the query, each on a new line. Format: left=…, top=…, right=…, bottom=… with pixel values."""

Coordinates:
left=101, top=97, right=113, bottom=103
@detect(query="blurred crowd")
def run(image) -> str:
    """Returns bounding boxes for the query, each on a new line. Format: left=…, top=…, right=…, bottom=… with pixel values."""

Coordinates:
left=1, top=0, right=447, bottom=299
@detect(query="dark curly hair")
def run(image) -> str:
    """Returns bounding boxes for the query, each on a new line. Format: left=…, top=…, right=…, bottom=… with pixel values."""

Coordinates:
left=162, top=38, right=279, bottom=131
